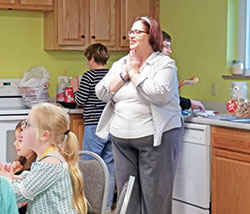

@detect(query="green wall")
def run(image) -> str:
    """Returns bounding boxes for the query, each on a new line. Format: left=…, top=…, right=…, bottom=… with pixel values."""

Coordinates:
left=0, top=2, right=241, bottom=101
left=160, top=0, right=240, bottom=102
left=0, top=10, right=126, bottom=97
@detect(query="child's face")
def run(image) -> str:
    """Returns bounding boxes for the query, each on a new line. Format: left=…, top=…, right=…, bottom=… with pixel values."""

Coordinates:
left=14, top=127, right=34, bottom=158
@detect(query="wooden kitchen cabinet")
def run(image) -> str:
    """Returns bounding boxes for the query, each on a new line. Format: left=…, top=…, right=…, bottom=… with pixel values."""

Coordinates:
left=0, top=0, right=53, bottom=11
left=89, top=0, right=116, bottom=48
left=119, top=0, right=159, bottom=48
left=69, top=114, right=84, bottom=150
left=44, top=0, right=88, bottom=50
left=44, top=0, right=159, bottom=51
left=44, top=0, right=115, bottom=50
left=211, top=126, right=250, bottom=214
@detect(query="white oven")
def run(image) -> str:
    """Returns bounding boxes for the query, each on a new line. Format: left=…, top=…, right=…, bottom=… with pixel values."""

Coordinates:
left=0, top=115, right=28, bottom=164
left=172, top=122, right=211, bottom=214
left=0, top=79, right=30, bottom=164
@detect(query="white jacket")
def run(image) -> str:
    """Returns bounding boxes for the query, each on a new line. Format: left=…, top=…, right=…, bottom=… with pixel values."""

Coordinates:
left=95, top=52, right=183, bottom=146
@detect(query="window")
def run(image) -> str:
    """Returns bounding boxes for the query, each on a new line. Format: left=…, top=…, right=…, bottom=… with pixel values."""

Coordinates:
left=238, top=0, right=250, bottom=74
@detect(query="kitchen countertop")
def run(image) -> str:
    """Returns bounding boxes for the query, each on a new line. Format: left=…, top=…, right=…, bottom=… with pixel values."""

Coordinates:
left=66, top=107, right=83, bottom=114
left=0, top=105, right=83, bottom=115
left=65, top=109, right=250, bottom=130
left=2, top=100, right=249, bottom=130
left=185, top=116, right=250, bottom=130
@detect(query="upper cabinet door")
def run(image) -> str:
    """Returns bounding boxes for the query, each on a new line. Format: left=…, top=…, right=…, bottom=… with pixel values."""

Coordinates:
left=0, top=0, right=53, bottom=10
left=0, top=0, right=14, bottom=4
left=120, top=0, right=159, bottom=48
left=89, top=0, right=116, bottom=47
left=20, top=0, right=53, bottom=6
left=57, top=0, right=87, bottom=46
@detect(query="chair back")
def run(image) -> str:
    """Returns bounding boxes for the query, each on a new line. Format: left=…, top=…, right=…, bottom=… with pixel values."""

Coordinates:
left=115, top=176, right=135, bottom=214
left=78, top=150, right=110, bottom=214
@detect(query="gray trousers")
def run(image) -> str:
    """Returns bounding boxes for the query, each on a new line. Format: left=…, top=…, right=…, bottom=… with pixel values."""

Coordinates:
left=111, top=126, right=183, bottom=214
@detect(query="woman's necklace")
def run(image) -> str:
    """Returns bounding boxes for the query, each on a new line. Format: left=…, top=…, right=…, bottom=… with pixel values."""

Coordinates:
left=39, top=146, right=55, bottom=160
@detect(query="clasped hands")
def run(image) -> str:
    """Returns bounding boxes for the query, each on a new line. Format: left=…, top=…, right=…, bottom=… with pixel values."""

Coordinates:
left=123, top=50, right=140, bottom=80
left=0, top=161, right=23, bottom=180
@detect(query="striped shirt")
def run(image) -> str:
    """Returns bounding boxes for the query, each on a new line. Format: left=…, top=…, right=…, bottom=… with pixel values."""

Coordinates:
left=12, top=154, right=77, bottom=214
left=75, top=69, right=109, bottom=125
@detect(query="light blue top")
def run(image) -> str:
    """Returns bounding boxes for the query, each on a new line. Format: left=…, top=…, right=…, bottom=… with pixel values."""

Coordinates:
left=12, top=154, right=77, bottom=214
left=95, top=52, right=183, bottom=146
left=0, top=176, right=18, bottom=214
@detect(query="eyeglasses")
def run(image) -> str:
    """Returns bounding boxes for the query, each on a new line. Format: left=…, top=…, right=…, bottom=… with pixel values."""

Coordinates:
left=22, top=119, right=31, bottom=129
left=128, top=29, right=149, bottom=36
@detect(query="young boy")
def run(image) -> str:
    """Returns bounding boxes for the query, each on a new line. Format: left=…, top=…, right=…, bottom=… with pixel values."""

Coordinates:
left=71, top=43, right=115, bottom=213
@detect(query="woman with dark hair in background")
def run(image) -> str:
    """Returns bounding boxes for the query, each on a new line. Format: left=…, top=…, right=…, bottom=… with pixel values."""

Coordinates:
left=95, top=17, right=183, bottom=214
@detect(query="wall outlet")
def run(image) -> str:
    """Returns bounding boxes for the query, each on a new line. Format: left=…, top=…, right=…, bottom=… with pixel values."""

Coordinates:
left=211, top=83, right=216, bottom=96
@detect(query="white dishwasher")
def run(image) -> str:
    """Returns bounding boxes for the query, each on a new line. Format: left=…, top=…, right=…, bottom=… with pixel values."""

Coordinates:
left=172, top=122, right=211, bottom=214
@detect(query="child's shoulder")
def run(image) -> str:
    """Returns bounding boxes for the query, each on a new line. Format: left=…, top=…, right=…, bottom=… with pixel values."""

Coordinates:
left=41, top=156, right=62, bottom=165
left=39, top=154, right=65, bottom=166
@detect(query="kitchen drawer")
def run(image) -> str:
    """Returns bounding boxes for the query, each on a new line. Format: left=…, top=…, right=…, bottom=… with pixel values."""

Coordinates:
left=211, top=126, right=250, bottom=154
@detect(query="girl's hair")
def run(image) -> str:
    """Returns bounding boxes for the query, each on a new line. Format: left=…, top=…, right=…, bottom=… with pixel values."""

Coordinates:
left=31, top=103, right=87, bottom=214
left=135, top=16, right=163, bottom=52
left=15, top=121, right=37, bottom=174
left=15, top=120, right=23, bottom=130
left=84, top=43, right=110, bottom=65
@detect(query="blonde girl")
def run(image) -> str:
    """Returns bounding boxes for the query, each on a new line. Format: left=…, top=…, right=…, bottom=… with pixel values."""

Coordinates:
left=0, top=103, right=87, bottom=214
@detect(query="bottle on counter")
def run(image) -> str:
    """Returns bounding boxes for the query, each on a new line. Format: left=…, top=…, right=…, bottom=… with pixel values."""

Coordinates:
left=64, top=77, right=76, bottom=109
left=56, top=76, right=68, bottom=106
left=227, top=82, right=250, bottom=118
left=231, top=82, right=248, bottom=101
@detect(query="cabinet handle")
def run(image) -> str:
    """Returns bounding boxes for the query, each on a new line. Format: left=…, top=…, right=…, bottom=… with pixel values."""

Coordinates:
left=122, top=36, right=126, bottom=40
left=81, top=35, right=85, bottom=38
left=91, top=35, right=96, bottom=39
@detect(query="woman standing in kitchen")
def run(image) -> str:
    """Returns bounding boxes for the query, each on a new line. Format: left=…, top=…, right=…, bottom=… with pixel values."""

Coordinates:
left=71, top=43, right=115, bottom=213
left=95, top=16, right=183, bottom=214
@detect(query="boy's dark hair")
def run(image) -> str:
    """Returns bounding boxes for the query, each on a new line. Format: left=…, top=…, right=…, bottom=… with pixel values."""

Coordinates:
left=84, top=43, right=110, bottom=65
left=162, top=31, right=172, bottom=42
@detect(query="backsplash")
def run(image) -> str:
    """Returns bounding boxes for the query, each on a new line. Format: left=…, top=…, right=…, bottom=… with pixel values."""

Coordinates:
left=202, top=101, right=227, bottom=114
